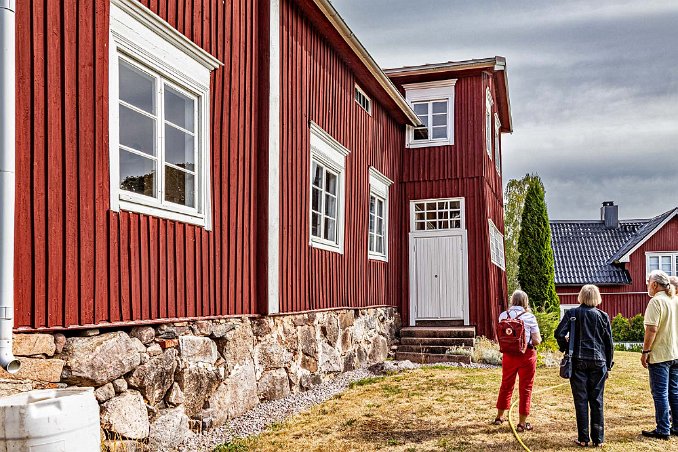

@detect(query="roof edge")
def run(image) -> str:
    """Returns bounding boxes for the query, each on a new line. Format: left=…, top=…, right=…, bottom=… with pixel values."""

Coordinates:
left=312, top=0, right=421, bottom=127
left=383, top=57, right=503, bottom=76
left=611, top=207, right=678, bottom=264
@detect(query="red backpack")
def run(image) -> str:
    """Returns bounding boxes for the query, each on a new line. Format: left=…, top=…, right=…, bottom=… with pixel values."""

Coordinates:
left=497, top=311, right=528, bottom=354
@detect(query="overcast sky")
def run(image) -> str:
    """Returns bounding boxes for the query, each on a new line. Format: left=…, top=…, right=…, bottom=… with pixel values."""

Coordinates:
left=332, top=0, right=678, bottom=220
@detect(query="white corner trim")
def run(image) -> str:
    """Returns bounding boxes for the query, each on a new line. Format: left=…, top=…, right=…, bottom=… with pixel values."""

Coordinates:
left=618, top=209, right=678, bottom=262
left=268, top=0, right=280, bottom=315
left=110, top=0, right=222, bottom=71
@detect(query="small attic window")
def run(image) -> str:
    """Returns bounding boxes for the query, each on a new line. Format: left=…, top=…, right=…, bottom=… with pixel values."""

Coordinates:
left=355, top=85, right=372, bottom=115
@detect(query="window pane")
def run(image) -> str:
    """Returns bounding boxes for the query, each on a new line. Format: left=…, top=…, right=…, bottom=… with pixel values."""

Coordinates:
left=415, top=222, right=425, bottom=231
left=165, top=125, right=195, bottom=171
left=120, top=149, right=155, bottom=197
left=325, top=194, right=336, bottom=219
left=311, top=187, right=322, bottom=213
left=432, top=114, right=447, bottom=127
left=165, top=165, right=195, bottom=207
left=119, top=60, right=155, bottom=114
left=311, top=212, right=321, bottom=237
left=324, top=218, right=336, bottom=242
left=370, top=196, right=376, bottom=216
left=325, top=172, right=337, bottom=195
left=413, top=127, right=428, bottom=141
left=661, top=256, right=672, bottom=273
left=120, top=104, right=156, bottom=155
left=164, top=85, right=195, bottom=130
left=376, top=236, right=383, bottom=254
left=377, top=199, right=384, bottom=217
left=377, top=217, right=383, bottom=235
left=369, top=213, right=375, bottom=233
left=432, top=101, right=447, bottom=114
left=368, top=234, right=374, bottom=252
left=414, top=103, right=428, bottom=115
left=312, top=161, right=323, bottom=189
left=432, top=126, right=447, bottom=139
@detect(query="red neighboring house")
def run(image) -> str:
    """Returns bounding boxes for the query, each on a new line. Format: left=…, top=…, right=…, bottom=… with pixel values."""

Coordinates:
left=551, top=202, right=678, bottom=318
left=9, top=0, right=511, bottom=338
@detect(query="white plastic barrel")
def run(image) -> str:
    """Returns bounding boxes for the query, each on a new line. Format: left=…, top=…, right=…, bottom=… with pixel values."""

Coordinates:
left=0, top=387, right=100, bottom=452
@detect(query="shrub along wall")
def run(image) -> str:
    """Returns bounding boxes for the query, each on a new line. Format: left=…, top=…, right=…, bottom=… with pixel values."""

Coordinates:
left=0, top=307, right=399, bottom=450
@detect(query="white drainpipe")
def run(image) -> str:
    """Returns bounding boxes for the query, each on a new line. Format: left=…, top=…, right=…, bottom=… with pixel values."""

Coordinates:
left=0, top=0, right=20, bottom=373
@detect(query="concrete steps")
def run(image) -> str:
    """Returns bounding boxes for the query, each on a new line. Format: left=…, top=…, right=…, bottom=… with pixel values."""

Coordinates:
left=395, top=326, right=476, bottom=365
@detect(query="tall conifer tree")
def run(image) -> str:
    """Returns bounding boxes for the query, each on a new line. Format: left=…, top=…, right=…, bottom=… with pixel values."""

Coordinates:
left=517, top=177, right=559, bottom=313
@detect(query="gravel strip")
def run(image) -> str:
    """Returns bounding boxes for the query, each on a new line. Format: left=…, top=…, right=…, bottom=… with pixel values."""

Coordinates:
left=178, top=360, right=498, bottom=451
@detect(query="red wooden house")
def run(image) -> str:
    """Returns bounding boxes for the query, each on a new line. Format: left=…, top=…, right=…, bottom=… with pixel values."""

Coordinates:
left=551, top=202, right=678, bottom=318
left=4, top=0, right=512, bottom=341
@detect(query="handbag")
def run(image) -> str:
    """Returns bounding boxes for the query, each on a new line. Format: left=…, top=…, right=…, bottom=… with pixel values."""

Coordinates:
left=559, top=310, right=577, bottom=379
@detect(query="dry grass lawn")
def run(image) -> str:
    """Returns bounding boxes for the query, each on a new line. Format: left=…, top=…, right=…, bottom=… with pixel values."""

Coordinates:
left=220, top=352, right=672, bottom=451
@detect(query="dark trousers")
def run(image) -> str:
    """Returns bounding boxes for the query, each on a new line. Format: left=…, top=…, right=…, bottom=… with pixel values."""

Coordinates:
left=570, top=359, right=607, bottom=444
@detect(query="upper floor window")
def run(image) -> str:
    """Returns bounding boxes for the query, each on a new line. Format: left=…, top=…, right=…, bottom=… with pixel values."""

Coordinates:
left=489, top=220, right=505, bottom=270
left=109, top=0, right=220, bottom=229
left=309, top=123, right=350, bottom=253
left=647, top=252, right=678, bottom=276
left=494, top=113, right=501, bottom=174
left=368, top=167, right=392, bottom=261
left=355, top=85, right=372, bottom=115
left=486, top=88, right=494, bottom=158
left=403, top=80, right=456, bottom=148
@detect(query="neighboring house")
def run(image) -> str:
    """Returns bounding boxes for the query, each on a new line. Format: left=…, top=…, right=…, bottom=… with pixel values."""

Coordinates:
left=0, top=0, right=511, bottom=440
left=551, top=202, right=678, bottom=318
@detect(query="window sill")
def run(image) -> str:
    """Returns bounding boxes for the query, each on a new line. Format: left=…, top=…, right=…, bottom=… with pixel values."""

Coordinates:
left=310, top=237, right=343, bottom=254
left=407, top=139, right=452, bottom=149
left=118, top=198, right=208, bottom=229
left=368, top=253, right=388, bottom=263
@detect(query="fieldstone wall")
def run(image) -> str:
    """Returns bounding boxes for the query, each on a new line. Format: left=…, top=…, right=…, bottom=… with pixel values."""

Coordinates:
left=0, top=307, right=399, bottom=450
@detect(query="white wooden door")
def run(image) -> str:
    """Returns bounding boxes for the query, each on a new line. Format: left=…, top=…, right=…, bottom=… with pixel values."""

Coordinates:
left=411, top=233, right=465, bottom=321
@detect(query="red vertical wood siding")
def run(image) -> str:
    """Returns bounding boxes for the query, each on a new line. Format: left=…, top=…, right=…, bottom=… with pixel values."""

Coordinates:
left=557, top=217, right=678, bottom=318
left=14, top=0, right=263, bottom=329
left=277, top=0, right=406, bottom=314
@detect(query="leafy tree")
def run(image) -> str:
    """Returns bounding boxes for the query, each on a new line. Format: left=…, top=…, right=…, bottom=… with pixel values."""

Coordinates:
left=517, top=177, right=559, bottom=313
left=504, top=174, right=540, bottom=294
left=611, top=313, right=631, bottom=342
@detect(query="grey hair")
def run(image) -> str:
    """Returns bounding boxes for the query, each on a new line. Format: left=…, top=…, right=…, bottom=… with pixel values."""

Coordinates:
left=510, top=290, right=530, bottom=311
left=649, top=270, right=677, bottom=298
left=578, top=284, right=602, bottom=307
left=669, top=276, right=678, bottom=294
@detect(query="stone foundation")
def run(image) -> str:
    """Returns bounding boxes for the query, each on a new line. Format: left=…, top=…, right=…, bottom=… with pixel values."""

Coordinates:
left=0, top=307, right=399, bottom=449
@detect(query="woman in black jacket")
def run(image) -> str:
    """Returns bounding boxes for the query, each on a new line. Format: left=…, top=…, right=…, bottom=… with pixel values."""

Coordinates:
left=555, top=284, right=614, bottom=447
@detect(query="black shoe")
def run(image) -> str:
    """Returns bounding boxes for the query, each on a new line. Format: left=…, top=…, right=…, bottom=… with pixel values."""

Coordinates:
left=671, top=428, right=678, bottom=436
left=642, top=429, right=670, bottom=440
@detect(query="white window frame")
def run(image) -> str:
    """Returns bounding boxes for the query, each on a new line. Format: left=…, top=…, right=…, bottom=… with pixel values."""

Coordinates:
left=309, top=122, right=349, bottom=254
left=486, top=88, right=494, bottom=158
left=489, top=219, right=505, bottom=270
left=368, top=167, right=392, bottom=262
left=403, top=80, right=456, bottom=148
left=559, top=304, right=580, bottom=320
left=646, top=252, right=678, bottom=277
left=494, top=113, right=502, bottom=175
left=410, top=197, right=465, bottom=232
left=109, top=0, right=220, bottom=229
left=354, top=84, right=372, bottom=115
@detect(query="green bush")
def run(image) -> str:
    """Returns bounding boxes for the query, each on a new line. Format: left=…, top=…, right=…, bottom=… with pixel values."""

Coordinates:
left=534, top=310, right=559, bottom=352
left=629, top=314, right=645, bottom=342
left=611, top=313, right=631, bottom=342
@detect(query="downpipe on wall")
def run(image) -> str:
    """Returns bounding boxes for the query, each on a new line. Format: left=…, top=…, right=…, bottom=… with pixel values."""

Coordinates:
left=0, top=0, right=21, bottom=373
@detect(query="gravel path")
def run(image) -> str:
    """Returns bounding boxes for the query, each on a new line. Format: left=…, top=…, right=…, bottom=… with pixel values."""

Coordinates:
left=178, top=360, right=497, bottom=451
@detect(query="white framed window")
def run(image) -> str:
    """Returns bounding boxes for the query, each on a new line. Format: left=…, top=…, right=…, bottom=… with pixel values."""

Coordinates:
left=403, top=80, right=456, bottom=148
left=309, top=122, right=350, bottom=253
left=486, top=88, right=494, bottom=158
left=494, top=113, right=501, bottom=174
left=489, top=220, right=505, bottom=270
left=355, top=85, right=372, bottom=115
left=559, top=304, right=580, bottom=320
left=368, top=167, right=392, bottom=261
left=410, top=198, right=464, bottom=232
left=109, top=0, right=220, bottom=229
left=647, top=252, right=678, bottom=276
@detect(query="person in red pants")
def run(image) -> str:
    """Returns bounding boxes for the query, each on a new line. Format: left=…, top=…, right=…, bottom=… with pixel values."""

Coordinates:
left=494, top=290, right=542, bottom=432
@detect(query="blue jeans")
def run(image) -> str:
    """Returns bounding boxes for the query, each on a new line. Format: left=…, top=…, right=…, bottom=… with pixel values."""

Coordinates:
left=647, top=359, right=678, bottom=435
left=570, top=360, right=607, bottom=444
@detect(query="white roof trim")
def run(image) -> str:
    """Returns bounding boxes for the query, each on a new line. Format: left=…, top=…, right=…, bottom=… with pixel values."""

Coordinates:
left=617, top=208, right=678, bottom=262
left=111, top=0, right=222, bottom=70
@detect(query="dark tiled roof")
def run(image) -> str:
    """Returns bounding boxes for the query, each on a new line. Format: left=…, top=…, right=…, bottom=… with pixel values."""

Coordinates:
left=550, top=220, right=647, bottom=285
left=607, top=208, right=678, bottom=263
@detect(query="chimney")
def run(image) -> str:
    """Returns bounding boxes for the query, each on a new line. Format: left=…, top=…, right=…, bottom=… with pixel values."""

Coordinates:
left=601, top=201, right=619, bottom=229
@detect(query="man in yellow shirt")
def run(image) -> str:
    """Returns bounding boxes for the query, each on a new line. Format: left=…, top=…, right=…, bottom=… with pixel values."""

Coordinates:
left=641, top=270, right=678, bottom=440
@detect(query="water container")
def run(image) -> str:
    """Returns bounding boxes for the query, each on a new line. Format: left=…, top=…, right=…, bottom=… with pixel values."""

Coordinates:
left=0, top=387, right=100, bottom=452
